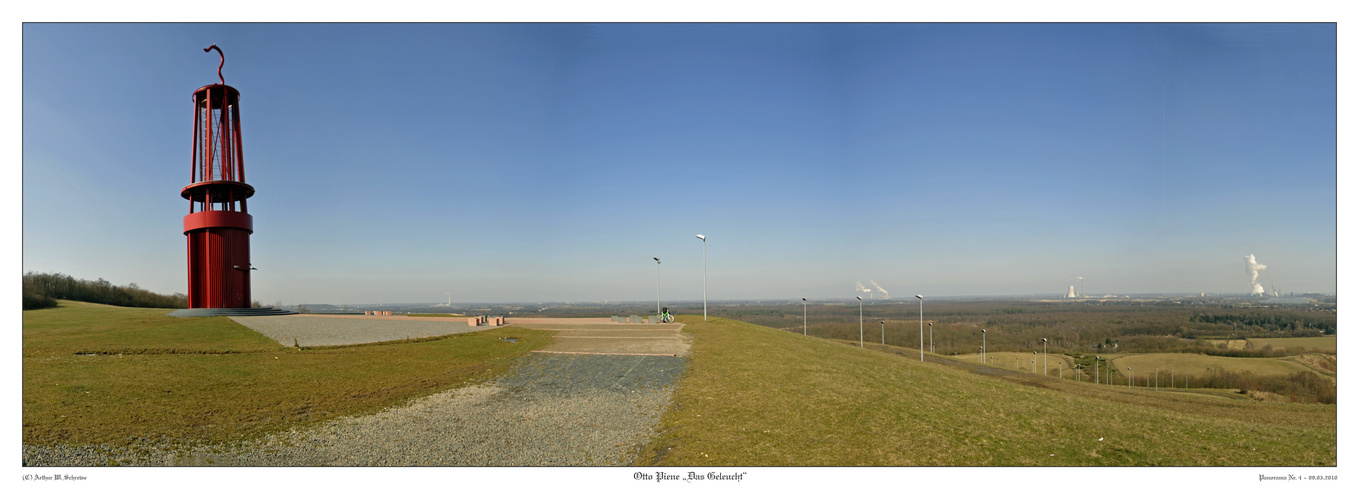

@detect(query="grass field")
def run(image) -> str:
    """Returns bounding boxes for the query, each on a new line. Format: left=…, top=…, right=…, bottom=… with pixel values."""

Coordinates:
left=1246, top=336, right=1337, bottom=350
left=950, top=351, right=1078, bottom=376
left=23, top=301, right=550, bottom=447
left=23, top=301, right=283, bottom=356
left=24, top=302, right=1337, bottom=466
left=634, top=316, right=1335, bottom=466
left=1107, top=353, right=1321, bottom=379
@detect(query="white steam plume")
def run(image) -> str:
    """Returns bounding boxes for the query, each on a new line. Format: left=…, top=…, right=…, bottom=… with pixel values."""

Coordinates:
left=1244, top=254, right=1267, bottom=295
left=871, top=280, right=890, bottom=300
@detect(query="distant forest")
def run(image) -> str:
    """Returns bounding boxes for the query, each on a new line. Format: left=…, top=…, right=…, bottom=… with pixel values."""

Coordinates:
left=22, top=272, right=187, bottom=310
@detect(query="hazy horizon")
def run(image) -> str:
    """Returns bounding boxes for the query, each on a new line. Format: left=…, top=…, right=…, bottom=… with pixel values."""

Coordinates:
left=21, top=23, right=1338, bottom=304
left=211, top=291, right=1339, bottom=309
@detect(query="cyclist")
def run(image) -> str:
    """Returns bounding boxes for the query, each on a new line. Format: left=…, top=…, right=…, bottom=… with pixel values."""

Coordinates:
left=661, top=307, right=673, bottom=323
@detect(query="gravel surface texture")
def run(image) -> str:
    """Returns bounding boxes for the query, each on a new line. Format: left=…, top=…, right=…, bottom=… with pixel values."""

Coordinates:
left=229, top=315, right=493, bottom=347
left=23, top=352, right=686, bottom=466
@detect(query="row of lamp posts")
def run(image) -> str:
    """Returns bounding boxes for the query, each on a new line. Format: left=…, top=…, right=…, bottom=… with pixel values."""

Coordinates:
left=658, top=254, right=1182, bottom=391
left=852, top=294, right=930, bottom=361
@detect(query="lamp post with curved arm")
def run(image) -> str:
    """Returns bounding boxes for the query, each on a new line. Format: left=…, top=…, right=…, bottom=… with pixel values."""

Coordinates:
left=801, top=298, right=807, bottom=336
left=856, top=296, right=863, bottom=348
left=1041, top=338, right=1048, bottom=376
left=982, top=329, right=987, bottom=363
left=915, top=295, right=924, bottom=362
left=696, top=234, right=707, bottom=321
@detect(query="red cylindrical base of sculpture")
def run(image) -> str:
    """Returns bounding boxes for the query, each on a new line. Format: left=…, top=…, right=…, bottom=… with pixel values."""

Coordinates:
left=185, top=222, right=252, bottom=309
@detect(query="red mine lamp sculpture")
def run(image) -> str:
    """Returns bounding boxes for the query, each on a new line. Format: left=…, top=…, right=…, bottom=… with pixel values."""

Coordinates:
left=182, top=45, right=253, bottom=309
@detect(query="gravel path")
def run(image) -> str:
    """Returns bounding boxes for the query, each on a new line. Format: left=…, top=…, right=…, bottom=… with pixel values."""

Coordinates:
left=22, top=352, right=686, bottom=466
left=229, top=315, right=494, bottom=347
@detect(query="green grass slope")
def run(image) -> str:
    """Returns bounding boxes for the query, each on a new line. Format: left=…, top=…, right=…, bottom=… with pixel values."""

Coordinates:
left=635, top=316, right=1335, bottom=466
left=23, top=301, right=550, bottom=447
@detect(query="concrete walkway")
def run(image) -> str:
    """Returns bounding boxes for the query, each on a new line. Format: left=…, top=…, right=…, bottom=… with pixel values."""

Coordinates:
left=510, top=320, right=689, bottom=357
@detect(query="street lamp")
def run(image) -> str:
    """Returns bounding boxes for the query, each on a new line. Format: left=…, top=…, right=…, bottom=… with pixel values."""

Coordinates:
left=928, top=322, right=933, bottom=353
left=1059, top=361, right=1064, bottom=379
left=880, top=320, right=885, bottom=345
left=856, top=296, right=863, bottom=348
left=696, top=234, right=707, bottom=321
left=981, top=329, right=987, bottom=363
left=915, top=294, right=925, bottom=362
left=1014, top=357, right=1019, bottom=369
left=977, top=346, right=983, bottom=363
left=1041, top=338, right=1048, bottom=376
left=1095, top=356, right=1101, bottom=385
left=1032, top=352, right=1037, bottom=373
left=1128, top=366, right=1134, bottom=388
left=801, top=298, right=807, bottom=336
left=1075, top=364, right=1081, bottom=382
left=652, top=257, right=661, bottom=315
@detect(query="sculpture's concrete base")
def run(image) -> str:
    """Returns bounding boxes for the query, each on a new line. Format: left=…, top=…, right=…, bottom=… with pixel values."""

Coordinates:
left=167, top=307, right=296, bottom=317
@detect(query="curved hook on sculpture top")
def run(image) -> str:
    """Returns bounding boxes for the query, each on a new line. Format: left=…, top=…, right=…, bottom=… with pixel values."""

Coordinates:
left=204, top=44, right=224, bottom=85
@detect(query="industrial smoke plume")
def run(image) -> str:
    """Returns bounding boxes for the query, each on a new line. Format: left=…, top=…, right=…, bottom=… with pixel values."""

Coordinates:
left=1244, top=254, right=1267, bottom=295
left=871, top=280, right=890, bottom=300
left=855, top=281, right=889, bottom=300
left=855, top=281, right=871, bottom=299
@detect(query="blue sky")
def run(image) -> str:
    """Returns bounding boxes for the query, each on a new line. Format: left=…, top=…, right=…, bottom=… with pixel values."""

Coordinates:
left=20, top=23, right=1338, bottom=304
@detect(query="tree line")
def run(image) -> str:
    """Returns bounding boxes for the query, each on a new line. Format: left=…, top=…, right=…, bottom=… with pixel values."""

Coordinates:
left=1188, top=368, right=1335, bottom=404
left=22, top=272, right=187, bottom=310
left=1065, top=357, right=1336, bottom=404
left=1190, top=312, right=1335, bottom=335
